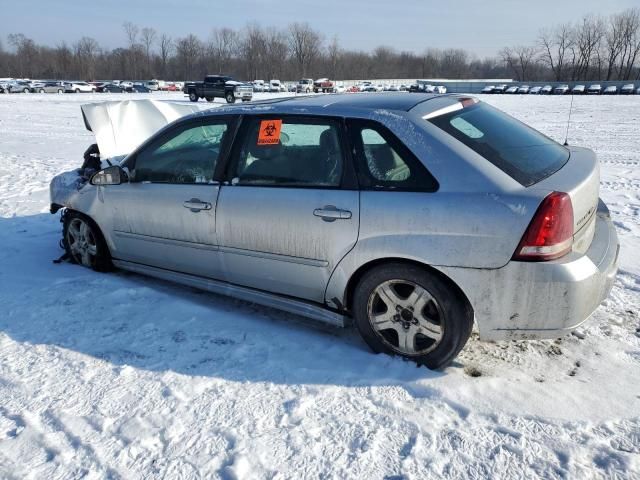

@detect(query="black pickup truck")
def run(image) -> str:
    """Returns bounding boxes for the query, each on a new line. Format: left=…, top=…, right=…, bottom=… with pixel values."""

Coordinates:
left=184, top=75, right=253, bottom=103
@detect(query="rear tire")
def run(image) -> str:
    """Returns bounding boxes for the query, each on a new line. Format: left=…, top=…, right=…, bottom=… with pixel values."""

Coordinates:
left=63, top=211, right=112, bottom=272
left=352, top=263, right=473, bottom=369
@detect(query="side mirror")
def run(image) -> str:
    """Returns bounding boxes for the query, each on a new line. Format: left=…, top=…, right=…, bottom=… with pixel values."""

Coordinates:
left=91, top=165, right=128, bottom=186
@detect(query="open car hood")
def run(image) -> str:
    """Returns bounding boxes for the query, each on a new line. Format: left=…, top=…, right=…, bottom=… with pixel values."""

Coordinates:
left=81, top=99, right=202, bottom=159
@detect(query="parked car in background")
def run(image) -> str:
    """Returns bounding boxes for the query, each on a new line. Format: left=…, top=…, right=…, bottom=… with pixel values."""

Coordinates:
left=637, top=87, right=640, bottom=95
left=36, top=81, right=66, bottom=94
left=587, top=84, right=602, bottom=95
left=481, top=85, right=495, bottom=94
left=541, top=85, right=553, bottom=94
left=296, top=78, right=313, bottom=93
left=529, top=86, right=542, bottom=94
left=620, top=84, right=635, bottom=95
left=269, top=79, right=282, bottom=93
left=434, top=85, right=447, bottom=94
left=7, top=80, right=32, bottom=93
left=399, top=84, right=410, bottom=91
left=493, top=84, right=508, bottom=94
left=603, top=85, right=618, bottom=95
left=505, top=86, right=519, bottom=94
left=101, top=83, right=125, bottom=93
left=144, top=80, right=159, bottom=91
left=184, top=75, right=253, bottom=103
left=119, top=81, right=134, bottom=90
left=314, top=78, right=335, bottom=93
left=66, top=81, right=95, bottom=93
left=132, top=83, right=152, bottom=93
left=554, top=84, right=570, bottom=95
left=50, top=93, right=619, bottom=369
left=388, top=84, right=399, bottom=92
left=334, top=82, right=346, bottom=93
left=516, top=85, right=529, bottom=94
left=409, top=81, right=435, bottom=93
left=572, top=84, right=586, bottom=94
left=252, top=80, right=265, bottom=92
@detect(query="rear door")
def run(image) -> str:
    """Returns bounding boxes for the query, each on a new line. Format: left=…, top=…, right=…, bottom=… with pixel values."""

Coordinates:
left=216, top=115, right=360, bottom=303
left=104, top=116, right=237, bottom=279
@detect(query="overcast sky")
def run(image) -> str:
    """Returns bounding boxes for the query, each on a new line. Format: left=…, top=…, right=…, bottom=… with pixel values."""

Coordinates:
left=1, top=0, right=638, bottom=57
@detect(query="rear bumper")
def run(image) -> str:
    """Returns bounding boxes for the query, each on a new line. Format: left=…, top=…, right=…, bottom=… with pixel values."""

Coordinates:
left=441, top=200, right=619, bottom=341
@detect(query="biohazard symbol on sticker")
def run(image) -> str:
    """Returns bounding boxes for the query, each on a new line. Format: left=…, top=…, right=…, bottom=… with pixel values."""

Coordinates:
left=257, top=119, right=282, bottom=145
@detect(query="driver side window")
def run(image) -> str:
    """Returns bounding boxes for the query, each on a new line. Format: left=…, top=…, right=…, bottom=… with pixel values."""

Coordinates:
left=133, top=121, right=229, bottom=184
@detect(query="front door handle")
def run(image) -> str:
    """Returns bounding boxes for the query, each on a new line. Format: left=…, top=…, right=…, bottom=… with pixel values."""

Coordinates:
left=313, top=205, right=352, bottom=222
left=183, top=198, right=212, bottom=212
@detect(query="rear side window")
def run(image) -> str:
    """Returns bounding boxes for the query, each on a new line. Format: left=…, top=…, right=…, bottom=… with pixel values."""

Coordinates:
left=427, top=102, right=569, bottom=186
left=348, top=120, right=438, bottom=192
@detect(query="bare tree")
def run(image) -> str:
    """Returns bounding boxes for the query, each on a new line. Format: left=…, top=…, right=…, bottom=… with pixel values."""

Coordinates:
left=288, top=22, right=322, bottom=77
left=140, top=27, right=156, bottom=77
left=500, top=46, right=537, bottom=81
left=208, top=27, right=238, bottom=73
left=240, top=23, right=267, bottom=80
left=175, top=34, right=202, bottom=80
left=74, top=36, right=100, bottom=79
left=327, top=35, right=341, bottom=79
left=158, top=34, right=173, bottom=77
left=539, top=24, right=573, bottom=80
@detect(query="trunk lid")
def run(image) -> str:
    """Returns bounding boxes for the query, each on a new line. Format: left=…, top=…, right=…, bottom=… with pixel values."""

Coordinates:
left=530, top=146, right=600, bottom=253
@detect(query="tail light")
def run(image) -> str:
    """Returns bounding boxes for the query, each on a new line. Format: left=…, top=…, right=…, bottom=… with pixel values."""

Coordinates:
left=513, top=192, right=574, bottom=261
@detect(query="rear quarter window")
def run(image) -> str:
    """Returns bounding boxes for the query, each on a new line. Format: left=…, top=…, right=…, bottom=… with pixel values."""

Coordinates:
left=427, top=102, right=569, bottom=186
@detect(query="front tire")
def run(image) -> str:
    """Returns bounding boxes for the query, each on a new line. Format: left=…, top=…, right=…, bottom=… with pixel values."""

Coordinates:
left=225, top=92, right=236, bottom=103
left=63, top=212, right=111, bottom=272
left=352, top=263, right=473, bottom=369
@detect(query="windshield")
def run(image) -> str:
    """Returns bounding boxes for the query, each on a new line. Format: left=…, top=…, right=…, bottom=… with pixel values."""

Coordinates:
left=427, top=102, right=569, bottom=186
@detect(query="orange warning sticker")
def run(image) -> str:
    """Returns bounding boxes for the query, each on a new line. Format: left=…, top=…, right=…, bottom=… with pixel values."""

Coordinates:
left=257, top=120, right=282, bottom=145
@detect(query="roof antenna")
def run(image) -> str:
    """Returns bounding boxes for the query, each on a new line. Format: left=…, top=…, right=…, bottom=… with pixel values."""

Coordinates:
left=563, top=94, right=574, bottom=146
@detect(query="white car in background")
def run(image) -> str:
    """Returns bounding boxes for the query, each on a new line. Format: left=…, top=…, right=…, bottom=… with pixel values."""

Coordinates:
left=541, top=85, right=553, bottom=94
left=529, top=86, right=542, bottom=94
left=620, top=84, right=635, bottom=95
left=603, top=85, right=618, bottom=95
left=66, top=81, right=95, bottom=93
left=505, top=86, right=519, bottom=94
left=571, top=84, right=586, bottom=94
left=434, top=85, right=447, bottom=94
left=334, top=82, right=346, bottom=93
left=269, top=79, right=282, bottom=93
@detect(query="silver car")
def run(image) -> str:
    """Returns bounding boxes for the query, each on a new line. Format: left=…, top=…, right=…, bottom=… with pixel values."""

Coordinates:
left=34, top=81, right=66, bottom=94
left=49, top=94, right=619, bottom=369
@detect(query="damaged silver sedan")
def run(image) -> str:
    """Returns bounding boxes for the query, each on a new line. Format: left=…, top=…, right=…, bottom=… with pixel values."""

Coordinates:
left=50, top=94, right=619, bottom=368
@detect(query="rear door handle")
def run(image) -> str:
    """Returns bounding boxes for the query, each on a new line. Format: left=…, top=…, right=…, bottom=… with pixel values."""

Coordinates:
left=183, top=198, right=212, bottom=212
left=313, top=205, right=352, bottom=222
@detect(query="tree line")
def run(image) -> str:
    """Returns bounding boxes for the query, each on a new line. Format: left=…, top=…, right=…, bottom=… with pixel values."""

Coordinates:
left=0, top=8, right=638, bottom=82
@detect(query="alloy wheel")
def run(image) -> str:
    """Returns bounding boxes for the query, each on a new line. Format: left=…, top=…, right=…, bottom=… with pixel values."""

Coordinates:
left=367, top=279, right=444, bottom=355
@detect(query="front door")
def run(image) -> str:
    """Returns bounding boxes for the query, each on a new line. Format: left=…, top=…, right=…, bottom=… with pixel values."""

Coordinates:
left=216, top=115, right=360, bottom=303
left=104, top=116, right=236, bottom=279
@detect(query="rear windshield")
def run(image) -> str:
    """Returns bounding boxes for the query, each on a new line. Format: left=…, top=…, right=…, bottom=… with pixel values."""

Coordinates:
left=427, top=102, right=569, bottom=186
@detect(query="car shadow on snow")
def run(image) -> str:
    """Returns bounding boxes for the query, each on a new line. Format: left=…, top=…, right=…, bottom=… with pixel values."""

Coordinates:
left=0, top=213, right=446, bottom=386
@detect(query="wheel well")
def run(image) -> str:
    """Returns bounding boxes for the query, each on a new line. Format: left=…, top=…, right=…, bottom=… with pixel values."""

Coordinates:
left=63, top=209, right=111, bottom=255
left=343, top=258, right=473, bottom=316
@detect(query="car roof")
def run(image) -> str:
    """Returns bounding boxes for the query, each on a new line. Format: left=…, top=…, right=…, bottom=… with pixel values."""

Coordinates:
left=204, top=92, right=449, bottom=116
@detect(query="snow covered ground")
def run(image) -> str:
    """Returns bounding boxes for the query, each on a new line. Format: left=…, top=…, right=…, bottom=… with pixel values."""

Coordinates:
left=0, top=91, right=638, bottom=479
